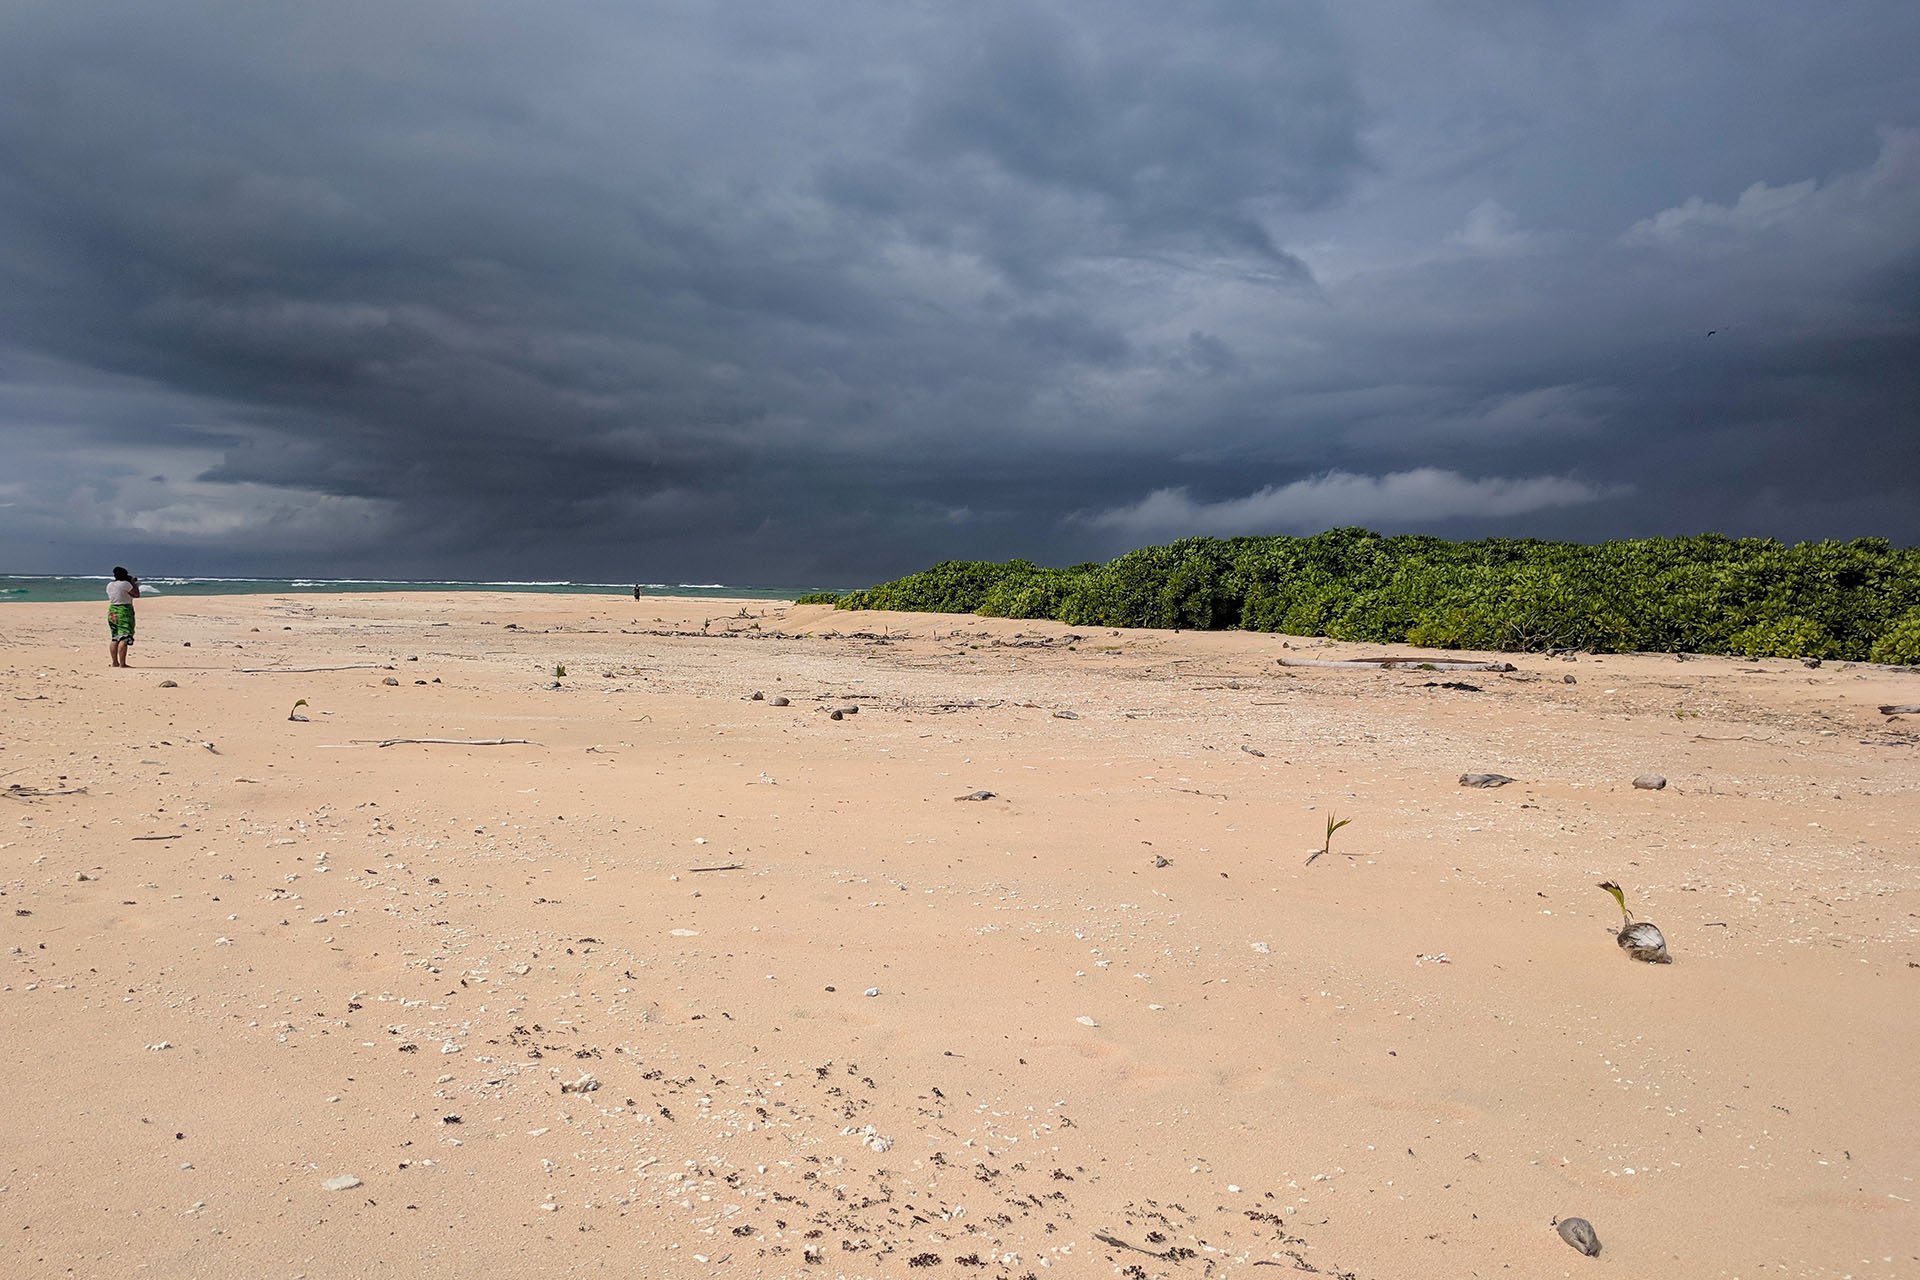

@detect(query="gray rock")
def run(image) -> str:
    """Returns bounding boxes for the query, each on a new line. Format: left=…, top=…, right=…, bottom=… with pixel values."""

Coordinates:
left=323, top=1174, right=363, bottom=1192
left=1052, top=710, right=1079, bottom=720
left=1563, top=674, right=1577, bottom=684
left=1632, top=773, right=1667, bottom=790
left=1152, top=856, right=1170, bottom=868
left=1241, top=745, right=1266, bottom=757
left=1556, top=1216, right=1601, bottom=1256
left=1459, top=773, right=1515, bottom=788
left=828, top=709, right=843, bottom=721
left=382, top=676, right=400, bottom=686
left=768, top=696, right=790, bottom=707
left=750, top=691, right=764, bottom=700
left=158, top=679, right=178, bottom=688
left=955, top=790, right=996, bottom=801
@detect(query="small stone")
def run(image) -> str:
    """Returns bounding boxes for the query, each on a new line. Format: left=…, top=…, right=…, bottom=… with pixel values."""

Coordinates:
left=768, top=696, right=790, bottom=706
left=158, top=680, right=178, bottom=688
left=1052, top=710, right=1079, bottom=719
left=828, top=709, right=843, bottom=720
left=382, top=676, right=400, bottom=686
left=1632, top=774, right=1668, bottom=791
left=323, top=1174, right=363, bottom=1192
left=1563, top=674, right=1577, bottom=684
left=1459, top=773, right=1515, bottom=788
left=1076, top=1015, right=1099, bottom=1027
left=863, top=987, right=880, bottom=997
left=145, top=1041, right=173, bottom=1051
left=440, top=1041, right=461, bottom=1054
left=1240, top=745, right=1265, bottom=757
left=1152, top=856, right=1170, bottom=868
left=1250, top=941, right=1271, bottom=954
left=1556, top=1216, right=1601, bottom=1256
left=954, top=790, right=996, bottom=802
left=837, top=704, right=859, bottom=715
left=750, top=691, right=764, bottom=700
left=560, top=1073, right=600, bottom=1094
left=76, top=872, right=94, bottom=882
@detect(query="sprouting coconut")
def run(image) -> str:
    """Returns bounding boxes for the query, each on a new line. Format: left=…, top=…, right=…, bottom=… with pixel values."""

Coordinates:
left=1598, top=880, right=1671, bottom=963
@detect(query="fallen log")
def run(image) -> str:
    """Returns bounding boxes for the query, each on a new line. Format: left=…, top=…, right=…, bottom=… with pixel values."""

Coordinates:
left=1880, top=704, right=1920, bottom=716
left=689, top=863, right=745, bottom=873
left=1277, top=657, right=1516, bottom=672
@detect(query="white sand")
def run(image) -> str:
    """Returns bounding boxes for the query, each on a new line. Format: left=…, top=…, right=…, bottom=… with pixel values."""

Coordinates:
left=2, top=591, right=1916, bottom=1277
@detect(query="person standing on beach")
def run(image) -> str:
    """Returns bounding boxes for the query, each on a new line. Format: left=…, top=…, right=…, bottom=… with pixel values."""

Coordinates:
left=107, top=566, right=139, bottom=667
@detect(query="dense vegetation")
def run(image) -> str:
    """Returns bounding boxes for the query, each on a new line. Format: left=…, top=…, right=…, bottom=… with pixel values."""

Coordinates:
left=812, top=529, right=1920, bottom=663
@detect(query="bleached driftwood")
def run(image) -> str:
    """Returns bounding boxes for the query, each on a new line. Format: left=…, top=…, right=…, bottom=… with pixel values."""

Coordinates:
left=358, top=737, right=538, bottom=748
left=1880, top=704, right=1920, bottom=716
left=1276, top=657, right=1516, bottom=672
left=4, top=783, right=89, bottom=800
left=238, top=664, right=393, bottom=674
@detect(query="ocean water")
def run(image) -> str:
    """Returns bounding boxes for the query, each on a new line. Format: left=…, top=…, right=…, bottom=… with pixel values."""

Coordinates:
left=0, top=575, right=822, bottom=604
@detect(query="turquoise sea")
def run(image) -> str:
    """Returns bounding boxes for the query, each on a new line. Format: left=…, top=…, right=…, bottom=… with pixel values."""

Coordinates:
left=0, top=575, right=821, bottom=604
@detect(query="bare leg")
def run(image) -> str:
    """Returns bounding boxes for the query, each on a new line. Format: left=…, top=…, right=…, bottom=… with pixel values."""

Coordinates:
left=110, top=639, right=120, bottom=668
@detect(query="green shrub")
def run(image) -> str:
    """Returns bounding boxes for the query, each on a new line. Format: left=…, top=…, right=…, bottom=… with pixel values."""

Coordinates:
left=793, top=590, right=844, bottom=605
left=1868, top=608, right=1920, bottom=665
left=1730, top=615, right=1838, bottom=659
left=826, top=530, right=1919, bottom=660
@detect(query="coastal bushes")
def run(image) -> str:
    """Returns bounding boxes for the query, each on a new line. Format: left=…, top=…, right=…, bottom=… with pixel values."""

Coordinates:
left=819, top=529, right=1920, bottom=662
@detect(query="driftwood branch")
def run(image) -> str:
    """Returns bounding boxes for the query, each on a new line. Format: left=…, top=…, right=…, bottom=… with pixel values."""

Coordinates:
left=358, top=737, right=538, bottom=748
left=4, top=783, right=89, bottom=800
left=131, top=834, right=182, bottom=841
left=238, top=664, right=393, bottom=674
left=1880, top=704, right=1920, bottom=716
left=1277, top=657, right=1516, bottom=672
left=1093, top=1232, right=1181, bottom=1261
left=689, top=863, right=745, bottom=873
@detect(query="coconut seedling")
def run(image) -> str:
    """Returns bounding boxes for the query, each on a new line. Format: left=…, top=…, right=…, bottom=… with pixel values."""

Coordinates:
left=287, top=698, right=310, bottom=723
left=1597, top=880, right=1671, bottom=963
left=1305, top=814, right=1353, bottom=866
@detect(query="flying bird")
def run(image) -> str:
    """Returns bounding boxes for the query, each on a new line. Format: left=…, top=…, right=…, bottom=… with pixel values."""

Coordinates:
left=1598, top=880, right=1672, bottom=963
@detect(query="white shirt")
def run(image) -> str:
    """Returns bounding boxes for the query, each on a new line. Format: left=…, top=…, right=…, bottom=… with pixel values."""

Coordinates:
left=106, top=579, right=136, bottom=605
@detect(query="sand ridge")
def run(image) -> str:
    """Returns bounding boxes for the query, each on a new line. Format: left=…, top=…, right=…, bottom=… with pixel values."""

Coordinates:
left=2, top=591, right=1917, bottom=1278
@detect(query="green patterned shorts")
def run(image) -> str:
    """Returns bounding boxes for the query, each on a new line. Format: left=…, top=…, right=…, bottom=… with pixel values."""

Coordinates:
left=108, top=603, right=135, bottom=643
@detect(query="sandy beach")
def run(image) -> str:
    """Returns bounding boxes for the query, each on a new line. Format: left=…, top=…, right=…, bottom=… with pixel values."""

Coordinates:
left=2, top=590, right=1916, bottom=1278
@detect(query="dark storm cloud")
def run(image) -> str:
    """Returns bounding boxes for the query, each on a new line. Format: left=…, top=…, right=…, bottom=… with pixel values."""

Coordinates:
left=0, top=1, right=1915, bottom=584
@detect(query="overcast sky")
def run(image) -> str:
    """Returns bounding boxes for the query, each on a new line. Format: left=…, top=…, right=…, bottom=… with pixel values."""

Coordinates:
left=2, top=1, right=1916, bottom=585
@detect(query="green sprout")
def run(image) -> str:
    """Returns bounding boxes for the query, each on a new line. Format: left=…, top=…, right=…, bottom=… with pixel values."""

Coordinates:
left=288, top=698, right=309, bottom=722
left=554, top=664, right=567, bottom=678
left=1305, top=813, right=1353, bottom=866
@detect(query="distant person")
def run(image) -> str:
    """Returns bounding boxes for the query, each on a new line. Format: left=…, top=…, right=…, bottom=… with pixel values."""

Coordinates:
left=107, top=566, right=140, bottom=667
left=633, top=584, right=642, bottom=600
